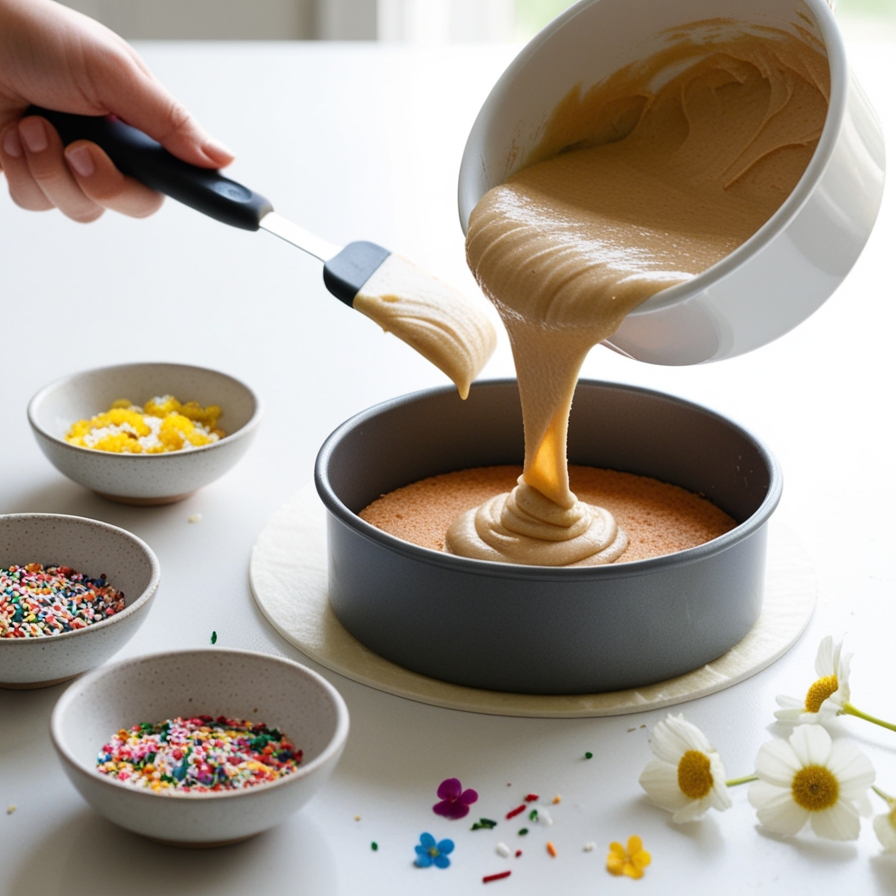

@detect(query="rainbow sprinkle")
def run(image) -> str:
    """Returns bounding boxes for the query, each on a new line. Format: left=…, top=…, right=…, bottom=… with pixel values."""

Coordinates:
left=96, top=716, right=303, bottom=793
left=1, top=563, right=125, bottom=638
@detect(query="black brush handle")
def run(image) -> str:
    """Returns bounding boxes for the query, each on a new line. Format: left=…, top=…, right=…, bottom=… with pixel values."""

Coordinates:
left=28, top=106, right=272, bottom=230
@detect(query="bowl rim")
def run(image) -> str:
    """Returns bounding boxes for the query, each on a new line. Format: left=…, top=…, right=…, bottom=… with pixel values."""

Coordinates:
left=27, top=360, right=264, bottom=460
left=0, top=512, right=160, bottom=647
left=457, top=0, right=848, bottom=319
left=315, top=378, right=783, bottom=581
left=50, top=647, right=351, bottom=802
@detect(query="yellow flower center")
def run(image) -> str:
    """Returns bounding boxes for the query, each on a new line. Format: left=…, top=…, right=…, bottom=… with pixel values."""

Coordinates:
left=791, top=765, right=839, bottom=811
left=677, top=750, right=713, bottom=800
left=804, top=675, right=838, bottom=713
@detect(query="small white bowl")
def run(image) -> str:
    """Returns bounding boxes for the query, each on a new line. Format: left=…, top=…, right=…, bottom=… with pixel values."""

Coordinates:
left=0, top=513, right=160, bottom=688
left=28, top=362, right=262, bottom=505
left=51, top=648, right=350, bottom=847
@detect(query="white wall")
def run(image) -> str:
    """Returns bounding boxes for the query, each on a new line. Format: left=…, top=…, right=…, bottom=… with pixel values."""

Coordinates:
left=58, top=0, right=517, bottom=40
left=61, top=0, right=316, bottom=39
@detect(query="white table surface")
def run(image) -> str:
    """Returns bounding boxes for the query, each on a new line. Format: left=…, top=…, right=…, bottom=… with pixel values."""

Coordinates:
left=1, top=38, right=894, bottom=896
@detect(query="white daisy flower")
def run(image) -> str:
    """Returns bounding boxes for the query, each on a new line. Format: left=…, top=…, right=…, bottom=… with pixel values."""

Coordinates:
left=872, top=790, right=896, bottom=852
left=748, top=724, right=874, bottom=840
left=638, top=714, right=732, bottom=823
left=775, top=636, right=851, bottom=725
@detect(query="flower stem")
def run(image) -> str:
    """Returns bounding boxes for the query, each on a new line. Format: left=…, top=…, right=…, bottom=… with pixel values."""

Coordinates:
left=725, top=775, right=758, bottom=787
left=841, top=702, right=896, bottom=732
left=873, top=785, right=895, bottom=805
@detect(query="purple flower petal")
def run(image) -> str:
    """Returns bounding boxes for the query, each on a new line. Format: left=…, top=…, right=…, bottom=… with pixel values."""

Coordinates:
left=437, top=778, right=462, bottom=801
left=446, top=801, right=471, bottom=820
left=460, top=788, right=479, bottom=806
left=433, top=800, right=454, bottom=817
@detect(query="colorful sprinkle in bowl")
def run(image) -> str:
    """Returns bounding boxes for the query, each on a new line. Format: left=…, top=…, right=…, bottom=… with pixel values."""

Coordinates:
left=28, top=362, right=262, bottom=505
left=50, top=648, right=350, bottom=847
left=0, top=513, right=160, bottom=688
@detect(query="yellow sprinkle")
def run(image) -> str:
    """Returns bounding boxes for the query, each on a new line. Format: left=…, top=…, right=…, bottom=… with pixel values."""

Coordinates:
left=65, top=396, right=224, bottom=454
left=6, top=805, right=16, bottom=815
left=552, top=795, right=561, bottom=804
left=355, top=815, right=362, bottom=821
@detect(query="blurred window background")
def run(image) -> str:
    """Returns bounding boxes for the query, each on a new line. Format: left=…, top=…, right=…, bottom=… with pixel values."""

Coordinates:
left=59, top=0, right=896, bottom=41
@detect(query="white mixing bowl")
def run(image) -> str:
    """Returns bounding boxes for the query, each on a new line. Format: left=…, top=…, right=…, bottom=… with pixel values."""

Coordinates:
left=458, top=0, right=885, bottom=365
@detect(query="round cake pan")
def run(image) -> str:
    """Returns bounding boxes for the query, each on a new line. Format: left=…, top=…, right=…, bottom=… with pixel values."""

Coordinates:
left=315, top=380, right=781, bottom=695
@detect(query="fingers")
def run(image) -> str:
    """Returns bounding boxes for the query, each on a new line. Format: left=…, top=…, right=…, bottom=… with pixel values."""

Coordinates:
left=119, top=93, right=235, bottom=171
left=0, top=122, right=54, bottom=211
left=92, top=48, right=234, bottom=170
left=64, top=142, right=164, bottom=218
left=0, top=115, right=163, bottom=221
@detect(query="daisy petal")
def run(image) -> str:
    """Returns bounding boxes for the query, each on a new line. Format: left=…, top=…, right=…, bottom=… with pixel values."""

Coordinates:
left=639, top=761, right=690, bottom=813
left=815, top=636, right=835, bottom=678
left=672, top=797, right=713, bottom=824
left=751, top=783, right=809, bottom=836
left=874, top=812, right=896, bottom=851
left=755, top=739, right=802, bottom=786
left=789, top=724, right=832, bottom=768
left=826, top=740, right=875, bottom=797
left=809, top=800, right=861, bottom=841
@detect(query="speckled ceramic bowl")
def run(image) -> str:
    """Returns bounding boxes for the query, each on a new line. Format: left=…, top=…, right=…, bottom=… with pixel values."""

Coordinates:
left=28, top=362, right=262, bottom=505
left=0, top=513, right=160, bottom=688
left=51, top=648, right=350, bottom=847
left=316, top=379, right=782, bottom=694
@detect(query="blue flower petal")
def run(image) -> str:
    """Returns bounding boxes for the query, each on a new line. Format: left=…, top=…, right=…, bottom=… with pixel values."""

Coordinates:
left=414, top=853, right=434, bottom=868
left=434, top=853, right=451, bottom=869
left=419, top=832, right=436, bottom=848
left=438, top=838, right=455, bottom=855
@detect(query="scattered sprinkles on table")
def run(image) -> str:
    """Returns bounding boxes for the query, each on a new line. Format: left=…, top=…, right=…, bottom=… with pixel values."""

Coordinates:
left=96, top=715, right=302, bottom=792
left=1, top=563, right=125, bottom=638
left=66, top=396, right=224, bottom=454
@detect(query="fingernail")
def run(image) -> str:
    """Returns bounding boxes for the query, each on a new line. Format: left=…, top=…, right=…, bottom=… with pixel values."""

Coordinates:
left=66, top=144, right=95, bottom=178
left=1, top=126, right=23, bottom=158
left=20, top=117, right=49, bottom=153
left=202, top=137, right=235, bottom=163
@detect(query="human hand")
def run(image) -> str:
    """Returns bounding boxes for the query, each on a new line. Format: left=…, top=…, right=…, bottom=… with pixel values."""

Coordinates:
left=0, top=0, right=234, bottom=222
